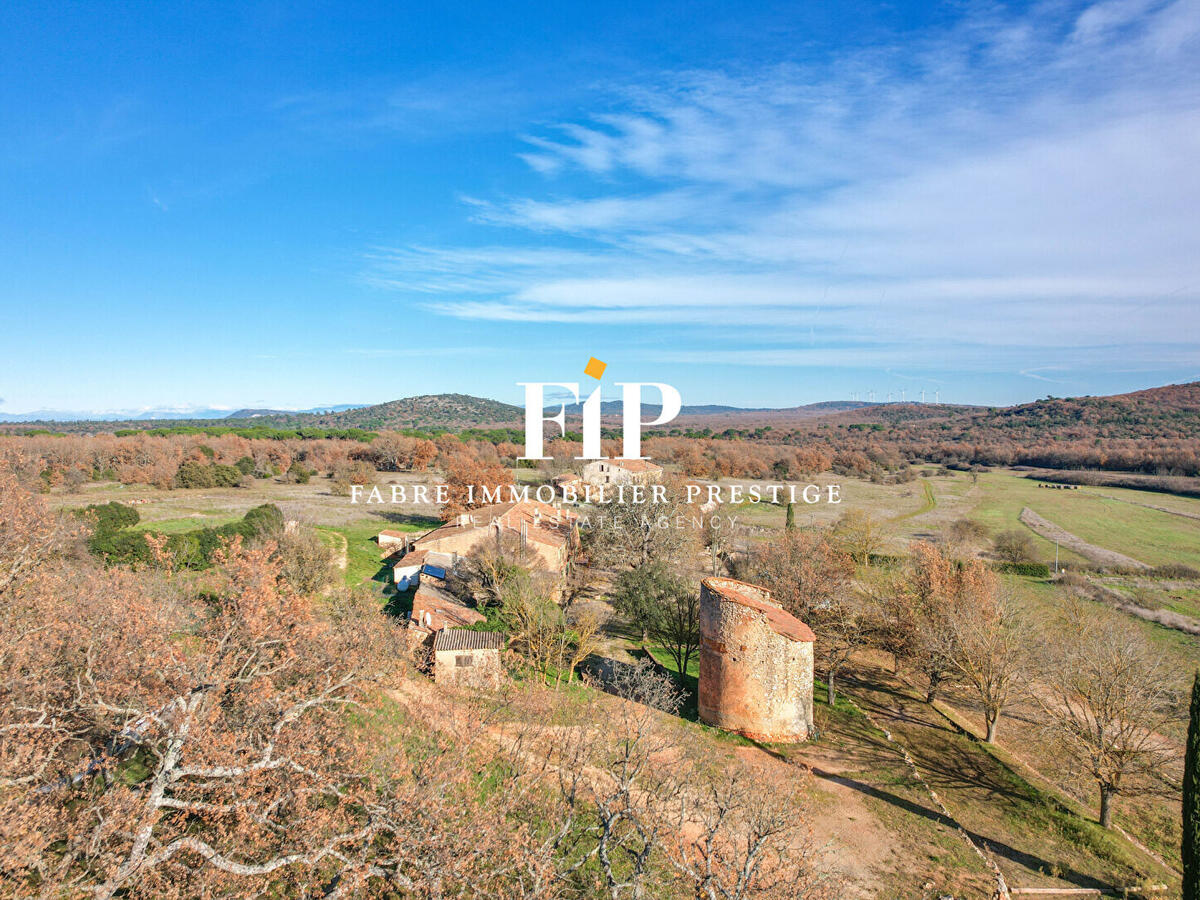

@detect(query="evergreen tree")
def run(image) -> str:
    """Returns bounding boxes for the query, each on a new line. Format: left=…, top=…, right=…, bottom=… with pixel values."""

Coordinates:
left=1185, top=671, right=1200, bottom=899
left=785, top=502, right=795, bottom=530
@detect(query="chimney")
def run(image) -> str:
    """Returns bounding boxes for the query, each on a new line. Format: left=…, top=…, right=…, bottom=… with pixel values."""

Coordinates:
left=533, top=508, right=541, bottom=526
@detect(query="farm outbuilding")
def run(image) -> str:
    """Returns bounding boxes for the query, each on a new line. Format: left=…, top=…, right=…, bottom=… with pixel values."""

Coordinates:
left=432, top=628, right=506, bottom=690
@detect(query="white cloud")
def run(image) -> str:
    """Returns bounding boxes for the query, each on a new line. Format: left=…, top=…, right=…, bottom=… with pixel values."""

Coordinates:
left=363, top=0, right=1200, bottom=375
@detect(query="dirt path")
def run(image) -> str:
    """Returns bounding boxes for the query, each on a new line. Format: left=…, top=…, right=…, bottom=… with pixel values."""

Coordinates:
left=729, top=743, right=899, bottom=898
left=838, top=661, right=1151, bottom=894
left=1018, top=507, right=1149, bottom=570
left=891, top=480, right=937, bottom=522
left=330, top=531, right=348, bottom=571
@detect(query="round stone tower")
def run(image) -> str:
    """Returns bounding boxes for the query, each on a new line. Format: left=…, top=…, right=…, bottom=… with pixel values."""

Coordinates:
left=697, top=577, right=815, bottom=743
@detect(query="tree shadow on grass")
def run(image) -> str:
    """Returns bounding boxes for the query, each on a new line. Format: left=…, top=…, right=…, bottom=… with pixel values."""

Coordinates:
left=375, top=512, right=442, bottom=529
left=808, top=767, right=1112, bottom=892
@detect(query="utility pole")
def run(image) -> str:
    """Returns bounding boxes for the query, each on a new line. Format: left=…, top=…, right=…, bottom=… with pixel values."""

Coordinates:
left=1054, top=541, right=1060, bottom=574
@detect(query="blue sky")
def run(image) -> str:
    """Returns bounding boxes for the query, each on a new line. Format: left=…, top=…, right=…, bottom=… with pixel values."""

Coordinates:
left=1, top=0, right=1198, bottom=414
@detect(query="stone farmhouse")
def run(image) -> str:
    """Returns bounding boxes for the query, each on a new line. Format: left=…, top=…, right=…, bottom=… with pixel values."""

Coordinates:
left=697, top=577, right=815, bottom=743
left=380, top=499, right=578, bottom=648
left=387, top=499, right=579, bottom=584
left=432, top=628, right=506, bottom=690
left=580, top=458, right=662, bottom=489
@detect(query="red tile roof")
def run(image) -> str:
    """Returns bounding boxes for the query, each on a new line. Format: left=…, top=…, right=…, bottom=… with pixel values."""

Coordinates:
left=701, top=577, right=815, bottom=643
left=393, top=548, right=430, bottom=569
left=411, top=584, right=485, bottom=631
left=610, top=459, right=662, bottom=473
left=416, top=500, right=578, bottom=552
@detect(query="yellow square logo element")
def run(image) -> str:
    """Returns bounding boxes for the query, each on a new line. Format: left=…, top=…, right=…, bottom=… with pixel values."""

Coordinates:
left=583, top=357, right=607, bottom=380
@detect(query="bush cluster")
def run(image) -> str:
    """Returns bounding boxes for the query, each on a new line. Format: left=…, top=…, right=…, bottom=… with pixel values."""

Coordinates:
left=75, top=500, right=140, bottom=532
left=175, top=460, right=243, bottom=488
left=87, top=503, right=283, bottom=570
left=991, top=561, right=1052, bottom=577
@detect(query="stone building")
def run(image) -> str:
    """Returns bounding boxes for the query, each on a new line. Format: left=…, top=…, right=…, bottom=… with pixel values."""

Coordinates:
left=580, top=458, right=662, bottom=490
left=697, top=577, right=815, bottom=743
left=390, top=500, right=578, bottom=581
left=432, top=628, right=506, bottom=690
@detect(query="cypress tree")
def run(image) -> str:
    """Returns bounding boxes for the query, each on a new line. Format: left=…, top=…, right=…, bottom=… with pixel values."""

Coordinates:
left=785, top=502, right=795, bottom=530
left=1184, top=670, right=1200, bottom=900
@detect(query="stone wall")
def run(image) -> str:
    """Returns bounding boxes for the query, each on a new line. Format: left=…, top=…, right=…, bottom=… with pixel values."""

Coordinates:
left=433, top=647, right=504, bottom=690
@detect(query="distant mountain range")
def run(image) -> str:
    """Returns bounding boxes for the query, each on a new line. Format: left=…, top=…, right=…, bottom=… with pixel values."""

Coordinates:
left=0, top=403, right=364, bottom=423
left=0, top=395, right=876, bottom=431
left=2, top=383, right=1197, bottom=440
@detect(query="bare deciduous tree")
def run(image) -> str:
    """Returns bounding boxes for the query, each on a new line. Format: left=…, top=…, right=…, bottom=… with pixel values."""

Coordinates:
left=812, top=591, right=871, bottom=707
left=538, top=662, right=840, bottom=900
left=663, top=764, right=842, bottom=900
left=831, top=510, right=886, bottom=566
left=940, top=576, right=1028, bottom=742
left=735, top=531, right=854, bottom=616
left=582, top=476, right=696, bottom=570
left=449, top=531, right=542, bottom=611
left=1036, top=611, right=1180, bottom=828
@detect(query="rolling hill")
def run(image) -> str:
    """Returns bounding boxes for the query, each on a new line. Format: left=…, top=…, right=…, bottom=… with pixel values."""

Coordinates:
left=4, top=383, right=1197, bottom=441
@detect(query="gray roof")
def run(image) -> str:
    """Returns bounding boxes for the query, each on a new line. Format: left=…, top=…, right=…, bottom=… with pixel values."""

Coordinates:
left=433, top=629, right=507, bottom=652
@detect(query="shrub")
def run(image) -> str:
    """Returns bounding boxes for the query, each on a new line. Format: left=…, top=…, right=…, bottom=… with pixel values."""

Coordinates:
left=88, top=528, right=154, bottom=567
left=287, top=461, right=312, bottom=484
left=994, top=529, right=1039, bottom=564
left=175, top=461, right=244, bottom=489
left=233, top=503, right=284, bottom=539
left=87, top=504, right=284, bottom=570
left=175, top=460, right=215, bottom=488
left=234, top=456, right=256, bottom=476
left=992, top=561, right=1051, bottom=577
left=948, top=518, right=988, bottom=542
left=1150, top=563, right=1200, bottom=579
left=78, top=501, right=140, bottom=533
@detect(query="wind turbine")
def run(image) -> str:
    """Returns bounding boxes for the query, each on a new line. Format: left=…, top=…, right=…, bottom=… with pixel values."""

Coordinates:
left=920, top=389, right=926, bottom=403
left=935, top=389, right=940, bottom=404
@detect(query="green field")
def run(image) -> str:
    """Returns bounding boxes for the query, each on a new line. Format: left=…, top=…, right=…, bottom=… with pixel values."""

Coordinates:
left=317, top=516, right=438, bottom=588
left=970, top=472, right=1200, bottom=569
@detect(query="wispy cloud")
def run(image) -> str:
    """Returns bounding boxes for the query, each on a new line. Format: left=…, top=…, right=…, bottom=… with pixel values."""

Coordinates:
left=363, top=0, right=1200, bottom=374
